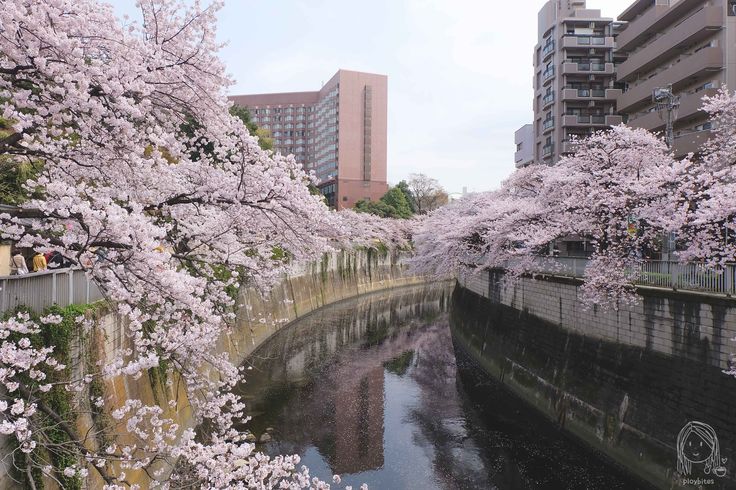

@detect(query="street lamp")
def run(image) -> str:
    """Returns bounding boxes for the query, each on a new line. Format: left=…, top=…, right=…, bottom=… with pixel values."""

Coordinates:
left=652, top=85, right=680, bottom=149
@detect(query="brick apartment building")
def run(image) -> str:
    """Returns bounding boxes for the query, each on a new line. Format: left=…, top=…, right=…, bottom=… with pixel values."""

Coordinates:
left=516, top=0, right=736, bottom=166
left=230, top=69, right=388, bottom=209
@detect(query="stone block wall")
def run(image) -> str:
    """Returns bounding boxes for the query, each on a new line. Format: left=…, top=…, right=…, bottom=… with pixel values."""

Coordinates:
left=459, top=270, right=736, bottom=371
left=454, top=270, right=736, bottom=489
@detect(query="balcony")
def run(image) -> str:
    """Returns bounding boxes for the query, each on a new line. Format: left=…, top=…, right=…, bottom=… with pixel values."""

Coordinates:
left=627, top=88, right=718, bottom=132
left=617, top=7, right=723, bottom=82
left=561, top=62, right=615, bottom=75
left=606, top=115, right=623, bottom=126
left=542, top=92, right=555, bottom=108
left=562, top=115, right=622, bottom=127
left=542, top=41, right=555, bottom=59
left=673, top=129, right=713, bottom=158
left=617, top=47, right=723, bottom=113
left=561, top=140, right=579, bottom=154
left=562, top=36, right=614, bottom=49
left=561, top=88, right=620, bottom=101
left=543, top=67, right=555, bottom=83
left=617, top=0, right=710, bottom=53
left=542, top=144, right=555, bottom=157
left=542, top=118, right=555, bottom=132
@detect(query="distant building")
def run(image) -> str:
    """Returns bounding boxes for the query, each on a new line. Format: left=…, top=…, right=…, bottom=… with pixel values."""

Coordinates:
left=533, top=0, right=621, bottom=165
left=514, top=124, right=535, bottom=168
left=516, top=0, right=734, bottom=165
left=614, top=0, right=732, bottom=158
left=229, top=69, right=388, bottom=209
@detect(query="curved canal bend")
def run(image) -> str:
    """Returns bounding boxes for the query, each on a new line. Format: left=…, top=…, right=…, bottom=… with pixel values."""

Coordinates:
left=234, top=283, right=651, bottom=489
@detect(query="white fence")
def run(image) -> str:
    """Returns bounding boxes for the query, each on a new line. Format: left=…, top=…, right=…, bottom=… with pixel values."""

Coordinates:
left=525, top=257, right=736, bottom=296
left=0, top=268, right=104, bottom=315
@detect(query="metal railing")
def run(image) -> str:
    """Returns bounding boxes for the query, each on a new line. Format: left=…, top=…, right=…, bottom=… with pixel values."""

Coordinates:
left=0, top=268, right=104, bottom=315
left=542, top=41, right=555, bottom=56
left=574, top=36, right=606, bottom=46
left=571, top=114, right=606, bottom=124
left=523, top=257, right=736, bottom=296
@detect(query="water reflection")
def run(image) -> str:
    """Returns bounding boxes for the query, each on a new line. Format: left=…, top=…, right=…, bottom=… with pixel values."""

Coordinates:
left=235, top=284, right=649, bottom=489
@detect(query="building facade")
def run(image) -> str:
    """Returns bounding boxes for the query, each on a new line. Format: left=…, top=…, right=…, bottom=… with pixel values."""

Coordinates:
left=615, top=0, right=734, bottom=158
left=516, top=0, right=735, bottom=166
left=531, top=0, right=622, bottom=165
left=514, top=124, right=535, bottom=168
left=230, top=70, right=388, bottom=209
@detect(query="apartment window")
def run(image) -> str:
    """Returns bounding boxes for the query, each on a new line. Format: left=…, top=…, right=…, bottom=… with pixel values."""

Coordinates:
left=516, top=143, right=523, bottom=151
left=695, top=82, right=714, bottom=93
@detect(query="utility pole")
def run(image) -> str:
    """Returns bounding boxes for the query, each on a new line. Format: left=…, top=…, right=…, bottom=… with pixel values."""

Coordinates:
left=653, top=86, right=680, bottom=261
left=652, top=85, right=680, bottom=148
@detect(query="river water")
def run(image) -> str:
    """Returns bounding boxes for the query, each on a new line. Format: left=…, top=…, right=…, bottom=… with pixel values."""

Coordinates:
left=235, top=283, right=651, bottom=489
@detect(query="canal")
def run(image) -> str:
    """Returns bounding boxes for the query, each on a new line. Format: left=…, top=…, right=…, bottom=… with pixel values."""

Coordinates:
left=234, top=283, right=652, bottom=489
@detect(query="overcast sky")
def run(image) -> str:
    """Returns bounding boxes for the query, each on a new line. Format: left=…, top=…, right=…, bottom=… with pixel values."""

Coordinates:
left=108, top=0, right=633, bottom=194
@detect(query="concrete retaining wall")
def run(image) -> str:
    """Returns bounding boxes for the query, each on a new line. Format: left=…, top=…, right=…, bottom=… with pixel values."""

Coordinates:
left=1, top=249, right=424, bottom=489
left=460, top=270, right=736, bottom=371
left=454, top=270, right=736, bottom=489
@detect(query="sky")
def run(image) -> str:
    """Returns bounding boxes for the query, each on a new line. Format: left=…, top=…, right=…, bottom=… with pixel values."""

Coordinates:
left=107, top=0, right=633, bottom=194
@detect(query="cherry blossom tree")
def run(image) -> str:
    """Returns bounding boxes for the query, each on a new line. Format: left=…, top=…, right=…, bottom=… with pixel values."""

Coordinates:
left=413, top=126, right=683, bottom=308
left=675, top=88, right=736, bottom=266
left=539, top=126, right=681, bottom=306
left=0, top=0, right=398, bottom=487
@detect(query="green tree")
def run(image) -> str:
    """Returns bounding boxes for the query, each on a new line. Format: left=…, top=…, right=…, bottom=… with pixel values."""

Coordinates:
left=229, top=105, right=274, bottom=151
left=395, top=180, right=416, bottom=213
left=354, top=185, right=414, bottom=219
left=380, top=186, right=413, bottom=218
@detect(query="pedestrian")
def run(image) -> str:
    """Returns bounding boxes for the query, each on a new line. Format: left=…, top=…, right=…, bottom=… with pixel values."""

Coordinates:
left=47, top=251, right=68, bottom=269
left=11, top=250, right=28, bottom=275
left=32, top=251, right=47, bottom=272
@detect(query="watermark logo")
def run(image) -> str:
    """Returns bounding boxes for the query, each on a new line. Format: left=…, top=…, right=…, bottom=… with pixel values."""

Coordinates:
left=677, top=421, right=727, bottom=485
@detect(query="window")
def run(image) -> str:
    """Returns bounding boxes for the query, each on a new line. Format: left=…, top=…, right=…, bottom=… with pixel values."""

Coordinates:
left=516, top=143, right=523, bottom=151
left=342, top=196, right=348, bottom=202
left=695, top=82, right=714, bottom=93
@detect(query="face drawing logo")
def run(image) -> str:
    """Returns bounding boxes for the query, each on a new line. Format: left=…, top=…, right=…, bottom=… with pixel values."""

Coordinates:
left=677, top=421, right=727, bottom=477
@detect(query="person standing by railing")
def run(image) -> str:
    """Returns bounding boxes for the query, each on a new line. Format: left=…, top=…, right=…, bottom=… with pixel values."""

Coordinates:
left=32, top=251, right=47, bottom=272
left=11, top=250, right=28, bottom=275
